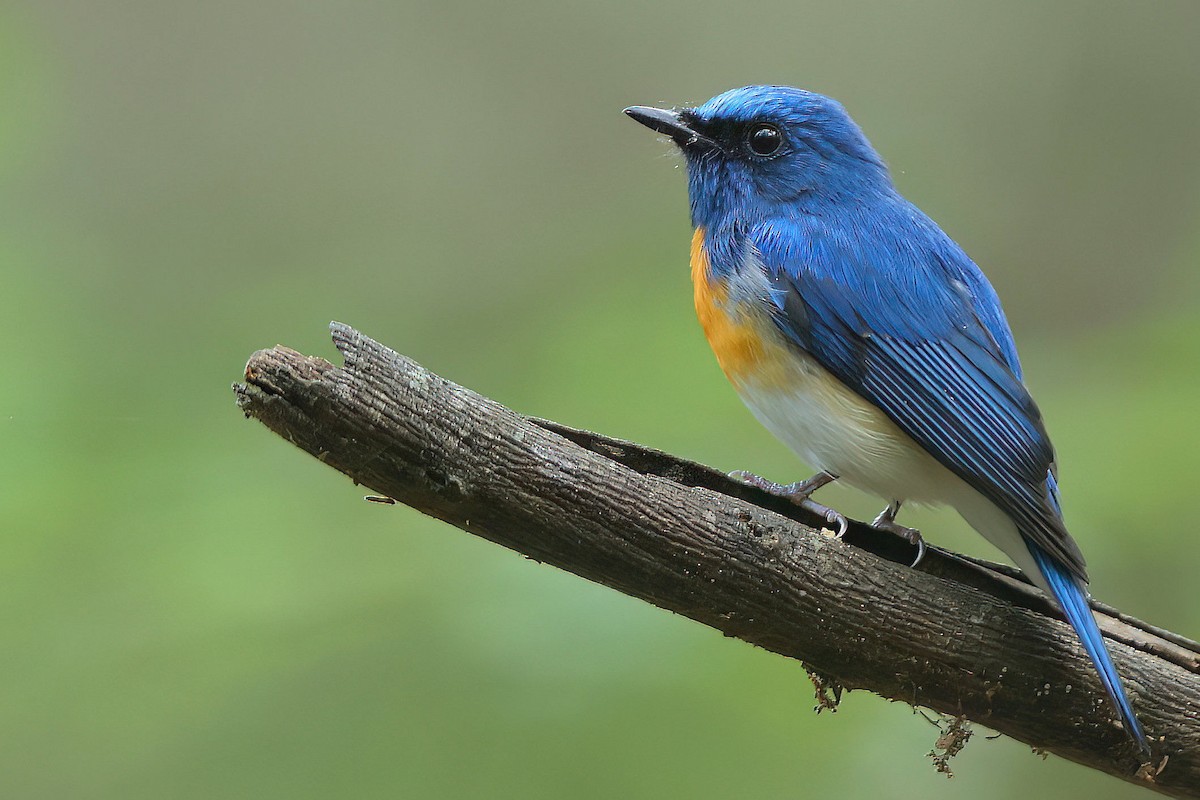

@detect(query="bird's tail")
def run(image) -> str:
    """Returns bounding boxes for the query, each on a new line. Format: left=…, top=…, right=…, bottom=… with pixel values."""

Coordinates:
left=1027, top=540, right=1150, bottom=758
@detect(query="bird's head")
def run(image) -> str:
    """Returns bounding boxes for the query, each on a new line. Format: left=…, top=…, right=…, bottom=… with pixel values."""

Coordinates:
left=625, top=85, right=891, bottom=229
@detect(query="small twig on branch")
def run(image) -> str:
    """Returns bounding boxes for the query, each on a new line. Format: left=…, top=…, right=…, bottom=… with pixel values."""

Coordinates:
left=233, top=322, right=1199, bottom=796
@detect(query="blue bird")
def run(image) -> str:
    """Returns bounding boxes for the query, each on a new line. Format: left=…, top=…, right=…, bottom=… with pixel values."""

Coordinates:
left=625, top=85, right=1150, bottom=758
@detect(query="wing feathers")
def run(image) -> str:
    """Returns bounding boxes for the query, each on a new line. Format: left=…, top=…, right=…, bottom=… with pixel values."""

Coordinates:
left=751, top=218, right=1088, bottom=580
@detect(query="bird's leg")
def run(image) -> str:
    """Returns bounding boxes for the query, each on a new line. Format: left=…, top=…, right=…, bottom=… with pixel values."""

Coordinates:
left=871, top=500, right=925, bottom=567
left=729, top=469, right=848, bottom=537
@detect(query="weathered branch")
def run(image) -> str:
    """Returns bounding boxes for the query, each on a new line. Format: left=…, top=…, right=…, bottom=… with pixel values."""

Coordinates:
left=233, top=323, right=1199, bottom=795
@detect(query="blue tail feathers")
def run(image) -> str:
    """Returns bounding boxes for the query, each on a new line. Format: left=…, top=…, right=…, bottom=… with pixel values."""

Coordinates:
left=1027, top=541, right=1150, bottom=758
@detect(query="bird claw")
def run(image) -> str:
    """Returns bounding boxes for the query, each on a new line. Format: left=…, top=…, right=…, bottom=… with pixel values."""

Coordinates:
left=908, top=536, right=927, bottom=568
left=729, top=470, right=846, bottom=536
left=871, top=504, right=925, bottom=567
left=800, top=498, right=850, bottom=538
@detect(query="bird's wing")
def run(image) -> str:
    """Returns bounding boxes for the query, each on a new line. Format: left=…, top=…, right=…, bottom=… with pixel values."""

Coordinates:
left=751, top=218, right=1087, bottom=580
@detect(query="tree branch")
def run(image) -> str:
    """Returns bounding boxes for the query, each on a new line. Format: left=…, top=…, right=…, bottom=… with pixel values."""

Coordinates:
left=233, top=323, right=1199, bottom=796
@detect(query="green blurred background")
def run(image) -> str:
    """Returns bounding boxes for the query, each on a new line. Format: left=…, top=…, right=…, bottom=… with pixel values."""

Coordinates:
left=3, top=1, right=1198, bottom=797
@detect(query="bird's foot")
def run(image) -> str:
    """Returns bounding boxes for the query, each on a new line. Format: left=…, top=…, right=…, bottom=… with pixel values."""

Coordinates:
left=729, top=469, right=848, bottom=537
left=871, top=501, right=925, bottom=567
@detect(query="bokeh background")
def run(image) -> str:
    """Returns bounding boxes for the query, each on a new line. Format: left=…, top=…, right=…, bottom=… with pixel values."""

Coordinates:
left=3, top=1, right=1198, bottom=797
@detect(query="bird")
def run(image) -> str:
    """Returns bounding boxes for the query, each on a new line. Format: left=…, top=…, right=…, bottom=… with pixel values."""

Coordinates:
left=624, top=85, right=1150, bottom=758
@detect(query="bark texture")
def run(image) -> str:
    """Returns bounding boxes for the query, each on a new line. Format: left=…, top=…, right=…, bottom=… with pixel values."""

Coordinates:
left=233, top=323, right=1200, bottom=795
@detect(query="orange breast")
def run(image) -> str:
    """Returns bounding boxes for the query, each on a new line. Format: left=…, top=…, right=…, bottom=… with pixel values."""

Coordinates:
left=691, top=227, right=790, bottom=385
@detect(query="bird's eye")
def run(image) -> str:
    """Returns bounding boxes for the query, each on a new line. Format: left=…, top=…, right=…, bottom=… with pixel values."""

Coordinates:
left=746, top=123, right=783, bottom=156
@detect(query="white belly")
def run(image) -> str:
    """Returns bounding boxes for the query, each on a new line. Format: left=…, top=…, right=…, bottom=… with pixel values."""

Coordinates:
left=733, top=351, right=1041, bottom=587
left=733, top=350, right=953, bottom=503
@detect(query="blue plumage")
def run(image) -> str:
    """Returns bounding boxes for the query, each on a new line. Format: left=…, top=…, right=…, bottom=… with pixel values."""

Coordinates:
left=1029, top=538, right=1147, bottom=750
left=751, top=213, right=1084, bottom=575
left=626, top=85, right=1150, bottom=757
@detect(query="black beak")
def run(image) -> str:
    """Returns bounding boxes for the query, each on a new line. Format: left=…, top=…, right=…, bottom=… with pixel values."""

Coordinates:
left=623, top=105, right=717, bottom=150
